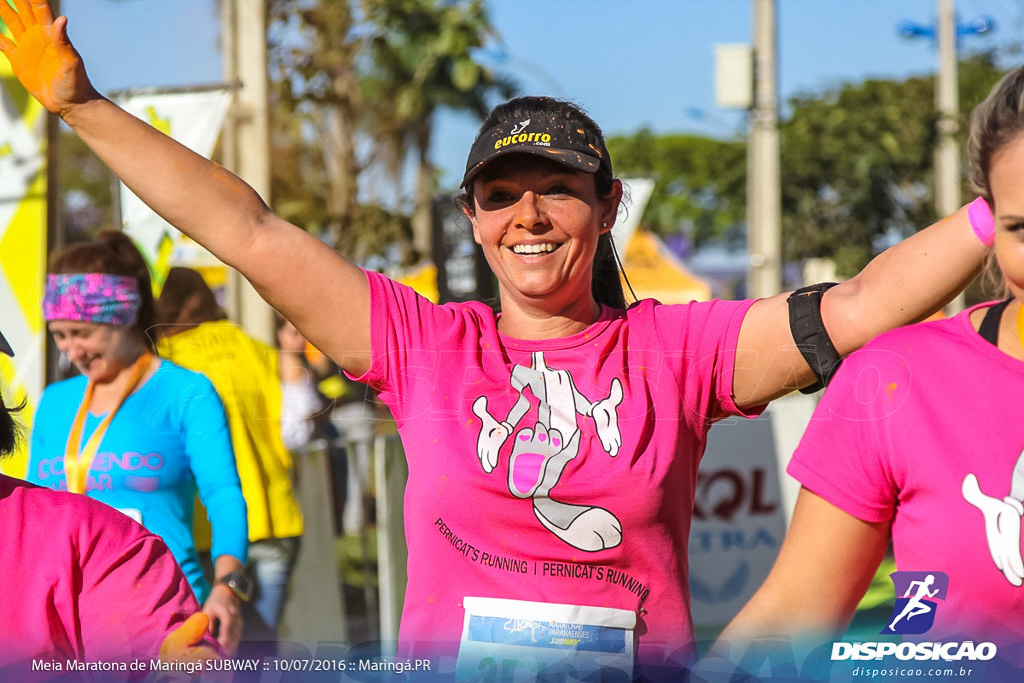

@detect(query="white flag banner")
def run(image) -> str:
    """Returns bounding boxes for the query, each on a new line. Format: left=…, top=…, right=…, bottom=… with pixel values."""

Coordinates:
left=116, top=90, right=232, bottom=277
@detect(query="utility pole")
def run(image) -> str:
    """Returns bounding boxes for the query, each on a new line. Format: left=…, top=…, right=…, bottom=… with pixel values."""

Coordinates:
left=221, top=0, right=275, bottom=344
left=935, top=0, right=964, bottom=314
left=747, top=0, right=782, bottom=298
left=900, top=1, right=993, bottom=314
left=935, top=0, right=959, bottom=221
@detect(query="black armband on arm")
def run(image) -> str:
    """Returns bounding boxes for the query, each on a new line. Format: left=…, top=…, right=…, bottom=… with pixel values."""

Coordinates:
left=787, top=282, right=843, bottom=394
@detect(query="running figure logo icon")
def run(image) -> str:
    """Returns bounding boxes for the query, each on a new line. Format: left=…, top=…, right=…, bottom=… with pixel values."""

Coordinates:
left=882, top=571, right=949, bottom=635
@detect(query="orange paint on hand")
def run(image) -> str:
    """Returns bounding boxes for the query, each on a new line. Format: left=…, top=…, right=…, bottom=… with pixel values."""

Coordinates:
left=159, top=612, right=219, bottom=664
left=0, top=2, right=89, bottom=116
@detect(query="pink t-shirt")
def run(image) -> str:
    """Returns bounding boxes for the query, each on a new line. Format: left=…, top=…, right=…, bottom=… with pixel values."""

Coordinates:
left=0, top=475, right=206, bottom=676
left=790, top=304, right=1024, bottom=661
left=354, top=271, right=758, bottom=672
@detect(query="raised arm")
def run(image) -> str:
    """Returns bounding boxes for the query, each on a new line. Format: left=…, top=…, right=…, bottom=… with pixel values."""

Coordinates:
left=733, top=204, right=986, bottom=408
left=0, top=0, right=372, bottom=375
left=712, top=487, right=890, bottom=661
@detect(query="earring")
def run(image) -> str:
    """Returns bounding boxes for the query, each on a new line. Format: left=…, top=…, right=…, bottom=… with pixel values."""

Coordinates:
left=602, top=222, right=608, bottom=228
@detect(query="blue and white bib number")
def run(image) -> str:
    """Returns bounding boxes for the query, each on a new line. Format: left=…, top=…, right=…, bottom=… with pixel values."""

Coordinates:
left=456, top=597, right=635, bottom=681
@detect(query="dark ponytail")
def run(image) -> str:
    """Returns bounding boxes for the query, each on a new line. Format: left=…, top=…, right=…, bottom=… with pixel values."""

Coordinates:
left=0, top=395, right=23, bottom=459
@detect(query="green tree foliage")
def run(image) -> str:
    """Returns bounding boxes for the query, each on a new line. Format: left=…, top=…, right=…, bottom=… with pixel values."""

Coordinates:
left=607, top=128, right=746, bottom=246
left=780, top=52, right=1004, bottom=276
left=265, top=0, right=512, bottom=266
left=607, top=53, right=1005, bottom=281
left=59, top=132, right=117, bottom=237
left=268, top=0, right=382, bottom=261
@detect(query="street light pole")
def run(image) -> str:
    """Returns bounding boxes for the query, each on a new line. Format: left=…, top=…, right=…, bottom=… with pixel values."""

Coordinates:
left=747, top=0, right=782, bottom=299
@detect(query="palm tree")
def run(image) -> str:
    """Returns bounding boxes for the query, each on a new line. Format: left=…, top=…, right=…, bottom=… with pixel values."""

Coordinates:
left=361, top=0, right=516, bottom=260
left=268, top=0, right=363, bottom=248
left=266, top=0, right=513, bottom=265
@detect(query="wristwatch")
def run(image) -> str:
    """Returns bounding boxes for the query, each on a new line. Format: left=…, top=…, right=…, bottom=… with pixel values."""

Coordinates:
left=216, top=570, right=253, bottom=602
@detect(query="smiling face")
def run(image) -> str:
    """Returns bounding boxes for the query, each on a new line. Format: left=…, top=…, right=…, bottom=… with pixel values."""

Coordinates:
left=989, top=134, right=1024, bottom=301
left=48, top=320, right=139, bottom=383
left=465, top=154, right=621, bottom=323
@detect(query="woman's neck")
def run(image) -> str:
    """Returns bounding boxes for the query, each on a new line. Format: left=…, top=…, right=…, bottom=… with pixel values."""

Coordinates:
left=88, top=345, right=156, bottom=414
left=496, top=293, right=602, bottom=340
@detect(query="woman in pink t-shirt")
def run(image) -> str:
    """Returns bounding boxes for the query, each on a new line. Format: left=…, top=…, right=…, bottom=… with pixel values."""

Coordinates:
left=715, top=66, right=1024, bottom=675
left=0, top=4, right=994, bottom=677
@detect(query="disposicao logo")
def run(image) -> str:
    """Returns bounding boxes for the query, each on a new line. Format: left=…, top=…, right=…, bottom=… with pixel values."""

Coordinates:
left=830, top=570, right=998, bottom=663
left=882, top=571, right=948, bottom=635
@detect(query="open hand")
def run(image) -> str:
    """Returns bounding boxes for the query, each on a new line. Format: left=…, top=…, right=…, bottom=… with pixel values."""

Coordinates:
left=963, top=473, right=1024, bottom=587
left=472, top=396, right=509, bottom=473
left=0, top=0, right=97, bottom=115
left=591, top=378, right=623, bottom=456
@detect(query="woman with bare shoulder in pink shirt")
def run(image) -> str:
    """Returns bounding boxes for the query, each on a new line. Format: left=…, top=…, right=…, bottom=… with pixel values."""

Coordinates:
left=715, top=66, right=1024, bottom=680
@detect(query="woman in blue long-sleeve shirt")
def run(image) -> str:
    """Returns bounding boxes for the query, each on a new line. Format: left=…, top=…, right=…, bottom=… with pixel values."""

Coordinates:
left=26, top=231, right=249, bottom=654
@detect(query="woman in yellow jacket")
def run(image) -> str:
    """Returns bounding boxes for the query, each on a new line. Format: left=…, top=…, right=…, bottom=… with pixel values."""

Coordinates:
left=156, top=267, right=304, bottom=646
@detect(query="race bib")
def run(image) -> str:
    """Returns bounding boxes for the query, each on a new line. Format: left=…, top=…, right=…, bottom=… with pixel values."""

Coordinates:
left=117, top=508, right=143, bottom=524
left=456, top=596, right=635, bottom=681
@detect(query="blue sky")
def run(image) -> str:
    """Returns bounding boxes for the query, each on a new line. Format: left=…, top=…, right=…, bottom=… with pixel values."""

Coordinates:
left=62, top=0, right=1024, bottom=191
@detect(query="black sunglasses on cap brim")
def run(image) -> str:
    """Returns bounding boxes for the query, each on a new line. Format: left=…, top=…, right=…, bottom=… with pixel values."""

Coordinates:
left=0, top=330, right=12, bottom=357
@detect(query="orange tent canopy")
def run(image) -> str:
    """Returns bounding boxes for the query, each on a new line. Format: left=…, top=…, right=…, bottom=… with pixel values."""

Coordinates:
left=621, top=230, right=711, bottom=304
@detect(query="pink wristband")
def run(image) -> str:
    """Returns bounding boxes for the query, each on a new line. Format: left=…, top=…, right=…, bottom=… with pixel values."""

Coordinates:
left=968, top=196, right=995, bottom=247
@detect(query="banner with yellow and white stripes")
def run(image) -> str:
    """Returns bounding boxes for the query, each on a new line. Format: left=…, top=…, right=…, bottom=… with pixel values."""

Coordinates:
left=0, top=67, right=47, bottom=476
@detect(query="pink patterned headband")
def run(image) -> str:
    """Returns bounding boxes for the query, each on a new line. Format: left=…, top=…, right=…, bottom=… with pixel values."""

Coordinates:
left=43, top=273, right=142, bottom=325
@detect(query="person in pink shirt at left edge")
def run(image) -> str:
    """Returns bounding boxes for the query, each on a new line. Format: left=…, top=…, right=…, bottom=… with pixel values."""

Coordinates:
left=0, top=328, right=219, bottom=679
